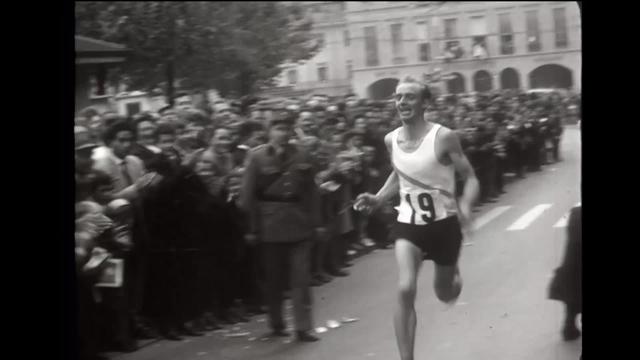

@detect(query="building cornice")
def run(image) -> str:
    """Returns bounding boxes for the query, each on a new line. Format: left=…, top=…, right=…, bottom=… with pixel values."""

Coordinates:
left=352, top=48, right=581, bottom=73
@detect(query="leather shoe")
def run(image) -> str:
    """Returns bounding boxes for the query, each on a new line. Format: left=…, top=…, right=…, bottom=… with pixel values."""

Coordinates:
left=271, top=329, right=291, bottom=337
left=296, top=331, right=320, bottom=342
left=218, top=313, right=238, bottom=325
left=317, top=273, right=332, bottom=283
left=178, top=324, right=203, bottom=337
left=160, top=329, right=183, bottom=341
left=115, top=340, right=137, bottom=353
left=328, top=269, right=349, bottom=277
left=202, top=315, right=222, bottom=330
left=562, top=325, right=581, bottom=341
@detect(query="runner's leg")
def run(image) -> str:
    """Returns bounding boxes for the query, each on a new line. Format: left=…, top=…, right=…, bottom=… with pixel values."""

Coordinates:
left=394, top=239, right=423, bottom=360
left=434, top=264, right=462, bottom=304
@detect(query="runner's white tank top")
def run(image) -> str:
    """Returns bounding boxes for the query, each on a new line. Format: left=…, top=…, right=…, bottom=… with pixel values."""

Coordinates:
left=391, top=124, right=457, bottom=225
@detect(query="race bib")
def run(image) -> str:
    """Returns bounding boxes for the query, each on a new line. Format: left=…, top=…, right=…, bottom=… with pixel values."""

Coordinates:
left=397, top=190, right=447, bottom=225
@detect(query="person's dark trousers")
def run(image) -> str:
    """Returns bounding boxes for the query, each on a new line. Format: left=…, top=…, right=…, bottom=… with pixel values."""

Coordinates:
left=77, top=278, right=99, bottom=360
left=475, top=161, right=488, bottom=202
left=99, top=257, right=135, bottom=352
left=484, top=154, right=498, bottom=199
left=367, top=212, right=390, bottom=248
left=143, top=252, right=181, bottom=335
left=241, top=243, right=266, bottom=312
left=507, top=140, right=524, bottom=178
left=340, top=231, right=356, bottom=262
left=552, top=137, right=561, bottom=162
left=232, top=235, right=263, bottom=313
left=495, top=156, right=506, bottom=193
left=565, top=302, right=580, bottom=329
left=262, top=240, right=314, bottom=332
left=322, top=196, right=344, bottom=274
left=126, top=249, right=150, bottom=338
left=323, top=228, right=342, bottom=274
left=528, top=140, right=541, bottom=171
left=129, top=203, right=151, bottom=333
left=311, top=231, right=329, bottom=277
left=213, top=249, right=235, bottom=320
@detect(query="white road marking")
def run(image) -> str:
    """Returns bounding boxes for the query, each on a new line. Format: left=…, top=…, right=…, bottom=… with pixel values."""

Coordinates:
left=472, top=206, right=512, bottom=231
left=506, top=204, right=553, bottom=231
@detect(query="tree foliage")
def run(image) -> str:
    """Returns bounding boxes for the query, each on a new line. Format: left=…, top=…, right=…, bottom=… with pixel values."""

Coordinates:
left=75, top=2, right=320, bottom=99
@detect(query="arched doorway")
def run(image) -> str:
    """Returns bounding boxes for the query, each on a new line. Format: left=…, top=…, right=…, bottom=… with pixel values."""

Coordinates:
left=446, top=72, right=466, bottom=94
left=500, top=68, right=520, bottom=90
left=473, top=70, right=493, bottom=92
left=529, top=64, right=573, bottom=89
left=368, top=78, right=399, bottom=100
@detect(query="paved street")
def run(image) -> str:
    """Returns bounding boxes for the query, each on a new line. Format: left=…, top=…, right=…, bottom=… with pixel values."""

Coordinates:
left=109, top=126, right=582, bottom=360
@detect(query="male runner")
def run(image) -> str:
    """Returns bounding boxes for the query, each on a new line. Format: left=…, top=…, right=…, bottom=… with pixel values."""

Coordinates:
left=354, top=76, right=479, bottom=360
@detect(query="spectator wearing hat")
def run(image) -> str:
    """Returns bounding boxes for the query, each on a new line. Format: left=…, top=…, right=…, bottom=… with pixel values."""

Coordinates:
left=239, top=112, right=323, bottom=342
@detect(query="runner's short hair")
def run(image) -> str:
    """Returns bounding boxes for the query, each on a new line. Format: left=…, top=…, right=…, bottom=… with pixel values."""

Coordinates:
left=396, top=76, right=433, bottom=102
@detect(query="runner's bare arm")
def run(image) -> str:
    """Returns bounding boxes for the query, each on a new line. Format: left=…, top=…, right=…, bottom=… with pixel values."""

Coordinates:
left=355, top=132, right=398, bottom=211
left=442, top=129, right=479, bottom=211
left=374, top=132, right=399, bottom=203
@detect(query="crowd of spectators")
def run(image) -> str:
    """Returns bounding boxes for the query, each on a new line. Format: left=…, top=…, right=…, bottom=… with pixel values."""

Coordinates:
left=74, top=87, right=580, bottom=359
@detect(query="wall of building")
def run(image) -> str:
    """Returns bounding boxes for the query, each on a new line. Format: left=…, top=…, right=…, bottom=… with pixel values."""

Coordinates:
left=271, top=2, right=581, bottom=99
left=75, top=65, right=117, bottom=115
left=348, top=1, right=581, bottom=98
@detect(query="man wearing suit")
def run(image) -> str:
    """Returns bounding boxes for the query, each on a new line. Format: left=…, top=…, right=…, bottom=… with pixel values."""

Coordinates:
left=239, top=110, right=323, bottom=342
left=92, top=120, right=161, bottom=351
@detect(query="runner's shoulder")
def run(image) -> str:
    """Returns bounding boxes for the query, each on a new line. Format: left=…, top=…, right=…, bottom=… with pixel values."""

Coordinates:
left=384, top=127, right=401, bottom=149
left=436, top=125, right=460, bottom=145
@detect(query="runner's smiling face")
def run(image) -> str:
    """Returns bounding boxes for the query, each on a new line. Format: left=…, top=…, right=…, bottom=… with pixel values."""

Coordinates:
left=394, top=83, right=427, bottom=124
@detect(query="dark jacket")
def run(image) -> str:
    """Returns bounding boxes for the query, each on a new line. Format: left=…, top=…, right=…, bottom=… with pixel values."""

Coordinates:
left=549, top=206, right=582, bottom=310
left=239, top=143, right=321, bottom=243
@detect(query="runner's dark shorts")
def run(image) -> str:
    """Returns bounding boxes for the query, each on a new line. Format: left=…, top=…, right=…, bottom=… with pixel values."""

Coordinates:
left=390, top=216, right=463, bottom=266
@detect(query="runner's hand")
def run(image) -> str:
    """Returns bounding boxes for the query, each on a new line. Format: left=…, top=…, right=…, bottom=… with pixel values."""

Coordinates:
left=354, top=193, right=379, bottom=214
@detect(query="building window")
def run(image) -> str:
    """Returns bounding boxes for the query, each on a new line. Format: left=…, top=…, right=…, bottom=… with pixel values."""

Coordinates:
left=346, top=60, right=353, bottom=79
left=418, top=43, right=431, bottom=62
left=498, top=13, right=515, bottom=55
left=416, top=20, right=429, bottom=41
left=553, top=8, right=569, bottom=48
left=526, top=10, right=541, bottom=52
left=444, top=18, right=457, bottom=39
left=317, top=63, right=328, bottom=82
left=344, top=30, right=350, bottom=47
left=364, top=26, right=379, bottom=67
left=287, top=69, right=298, bottom=85
left=89, top=65, right=108, bottom=97
left=391, top=23, right=404, bottom=55
left=443, top=18, right=463, bottom=60
left=470, top=16, right=488, bottom=59
left=126, top=102, right=141, bottom=117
